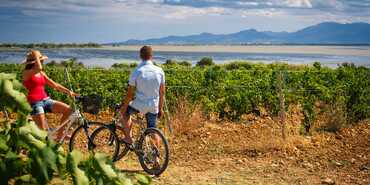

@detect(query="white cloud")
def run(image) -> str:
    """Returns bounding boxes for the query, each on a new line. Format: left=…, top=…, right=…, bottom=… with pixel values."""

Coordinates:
left=162, top=6, right=226, bottom=20
left=284, top=0, right=313, bottom=8
left=241, top=8, right=285, bottom=18
left=1, top=0, right=370, bottom=43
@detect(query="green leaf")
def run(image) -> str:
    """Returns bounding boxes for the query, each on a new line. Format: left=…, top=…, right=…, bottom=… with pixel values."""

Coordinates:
left=14, top=174, right=36, bottom=185
left=0, top=136, right=9, bottom=151
left=1, top=79, right=31, bottom=116
left=19, top=121, right=47, bottom=140
left=67, top=150, right=89, bottom=185
left=41, top=147, right=58, bottom=172
left=30, top=149, right=51, bottom=184
left=94, top=153, right=117, bottom=179
left=19, top=131, right=46, bottom=150
left=135, top=174, right=151, bottom=185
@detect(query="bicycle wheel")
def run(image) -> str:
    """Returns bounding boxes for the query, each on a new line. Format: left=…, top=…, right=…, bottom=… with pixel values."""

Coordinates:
left=69, top=121, right=105, bottom=157
left=137, top=128, right=169, bottom=176
left=114, top=125, right=131, bottom=161
left=90, top=125, right=120, bottom=162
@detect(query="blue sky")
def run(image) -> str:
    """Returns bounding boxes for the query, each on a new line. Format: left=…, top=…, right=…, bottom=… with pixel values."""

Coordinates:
left=1, top=0, right=369, bottom=43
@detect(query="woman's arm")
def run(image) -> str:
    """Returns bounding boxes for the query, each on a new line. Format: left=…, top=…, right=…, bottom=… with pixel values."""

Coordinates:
left=42, top=72, right=77, bottom=97
left=33, top=51, right=43, bottom=72
left=22, top=51, right=43, bottom=80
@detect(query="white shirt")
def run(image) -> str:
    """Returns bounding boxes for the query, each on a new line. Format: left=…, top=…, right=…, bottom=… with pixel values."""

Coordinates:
left=128, top=60, right=165, bottom=114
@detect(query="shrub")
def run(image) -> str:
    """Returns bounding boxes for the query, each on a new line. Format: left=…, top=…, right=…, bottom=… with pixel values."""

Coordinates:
left=111, top=63, right=129, bottom=69
left=313, top=61, right=321, bottom=70
left=225, top=62, right=253, bottom=70
left=130, top=63, right=138, bottom=68
left=164, top=59, right=177, bottom=65
left=178, top=61, right=192, bottom=67
left=196, top=57, right=214, bottom=67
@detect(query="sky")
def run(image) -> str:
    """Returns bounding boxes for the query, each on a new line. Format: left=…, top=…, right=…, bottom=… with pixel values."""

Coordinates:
left=1, top=0, right=370, bottom=43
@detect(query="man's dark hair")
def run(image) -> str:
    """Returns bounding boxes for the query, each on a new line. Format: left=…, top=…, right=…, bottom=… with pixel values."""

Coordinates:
left=140, top=46, right=153, bottom=61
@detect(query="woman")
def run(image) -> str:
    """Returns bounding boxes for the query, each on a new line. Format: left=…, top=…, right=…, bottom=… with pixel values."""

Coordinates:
left=22, top=50, right=77, bottom=140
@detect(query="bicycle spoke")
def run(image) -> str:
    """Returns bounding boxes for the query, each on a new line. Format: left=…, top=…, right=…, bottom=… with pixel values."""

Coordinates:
left=69, top=122, right=104, bottom=160
left=137, top=128, right=169, bottom=176
left=90, top=125, right=120, bottom=161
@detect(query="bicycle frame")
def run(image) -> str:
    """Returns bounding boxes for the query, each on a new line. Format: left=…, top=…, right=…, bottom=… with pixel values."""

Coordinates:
left=46, top=67, right=90, bottom=144
left=106, top=106, right=146, bottom=145
left=48, top=109, right=83, bottom=143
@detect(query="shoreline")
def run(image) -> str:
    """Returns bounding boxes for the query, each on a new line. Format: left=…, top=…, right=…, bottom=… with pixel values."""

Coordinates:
left=100, top=45, right=370, bottom=57
left=1, top=45, right=370, bottom=57
left=0, top=45, right=370, bottom=57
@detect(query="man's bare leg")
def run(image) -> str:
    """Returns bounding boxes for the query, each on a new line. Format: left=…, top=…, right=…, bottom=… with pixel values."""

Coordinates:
left=122, top=116, right=134, bottom=144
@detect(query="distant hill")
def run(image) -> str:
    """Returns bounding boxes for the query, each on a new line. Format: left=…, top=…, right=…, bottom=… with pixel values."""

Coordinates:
left=114, top=22, right=370, bottom=45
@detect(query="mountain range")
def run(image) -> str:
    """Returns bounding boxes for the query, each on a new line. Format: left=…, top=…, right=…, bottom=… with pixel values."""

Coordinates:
left=117, top=22, right=370, bottom=45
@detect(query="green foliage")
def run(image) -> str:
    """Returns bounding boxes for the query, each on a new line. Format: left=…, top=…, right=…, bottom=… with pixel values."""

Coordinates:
left=224, top=61, right=253, bottom=70
left=178, top=61, right=192, bottom=67
left=313, top=61, right=321, bottom=70
left=196, top=57, right=214, bottom=67
left=0, top=74, right=151, bottom=185
left=164, top=59, right=177, bottom=66
left=130, top=63, right=138, bottom=68
left=112, top=63, right=130, bottom=69
left=1, top=61, right=369, bottom=132
left=162, top=59, right=192, bottom=67
left=0, top=73, right=31, bottom=119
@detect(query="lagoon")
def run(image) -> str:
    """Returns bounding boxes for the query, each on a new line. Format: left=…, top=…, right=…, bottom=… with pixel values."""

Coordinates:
left=1, top=45, right=370, bottom=68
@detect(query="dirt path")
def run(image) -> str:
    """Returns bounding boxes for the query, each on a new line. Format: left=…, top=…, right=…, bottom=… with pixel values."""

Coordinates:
left=113, top=118, right=370, bottom=185
left=35, top=111, right=370, bottom=185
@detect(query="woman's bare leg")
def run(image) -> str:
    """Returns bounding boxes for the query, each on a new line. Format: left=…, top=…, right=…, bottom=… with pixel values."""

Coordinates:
left=32, top=114, right=48, bottom=130
left=52, top=101, right=73, bottom=138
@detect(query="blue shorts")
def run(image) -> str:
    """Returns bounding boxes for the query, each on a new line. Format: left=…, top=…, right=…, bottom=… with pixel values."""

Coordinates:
left=30, top=97, right=55, bottom=116
left=125, top=106, right=157, bottom=128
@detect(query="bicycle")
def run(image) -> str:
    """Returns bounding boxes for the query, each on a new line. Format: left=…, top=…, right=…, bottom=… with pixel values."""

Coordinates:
left=65, top=95, right=119, bottom=159
left=90, top=103, right=169, bottom=176
left=47, top=67, right=120, bottom=159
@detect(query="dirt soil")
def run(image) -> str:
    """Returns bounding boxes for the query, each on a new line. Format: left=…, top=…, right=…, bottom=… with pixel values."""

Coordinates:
left=3, top=109, right=369, bottom=185
left=80, top=108, right=369, bottom=185
left=150, top=120, right=370, bottom=185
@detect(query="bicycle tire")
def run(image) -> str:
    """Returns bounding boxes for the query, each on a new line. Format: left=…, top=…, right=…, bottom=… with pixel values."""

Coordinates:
left=69, top=121, right=105, bottom=156
left=90, top=125, right=120, bottom=162
left=137, top=128, right=169, bottom=176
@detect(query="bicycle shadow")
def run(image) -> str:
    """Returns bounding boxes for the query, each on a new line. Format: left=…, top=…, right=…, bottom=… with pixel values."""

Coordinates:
left=118, top=169, right=161, bottom=179
left=118, top=169, right=144, bottom=174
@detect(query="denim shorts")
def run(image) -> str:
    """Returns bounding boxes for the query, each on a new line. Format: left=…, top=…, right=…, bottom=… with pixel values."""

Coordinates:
left=30, top=97, right=55, bottom=115
left=125, top=106, right=157, bottom=128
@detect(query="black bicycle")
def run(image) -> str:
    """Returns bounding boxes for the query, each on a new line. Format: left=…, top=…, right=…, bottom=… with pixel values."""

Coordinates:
left=67, top=96, right=120, bottom=160
left=90, top=104, right=169, bottom=176
left=61, top=67, right=120, bottom=159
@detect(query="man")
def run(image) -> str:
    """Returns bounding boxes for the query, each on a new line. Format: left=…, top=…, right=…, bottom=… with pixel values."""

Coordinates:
left=120, top=46, right=165, bottom=147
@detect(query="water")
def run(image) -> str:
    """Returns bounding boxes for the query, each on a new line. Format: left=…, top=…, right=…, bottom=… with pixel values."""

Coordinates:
left=1, top=46, right=370, bottom=68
